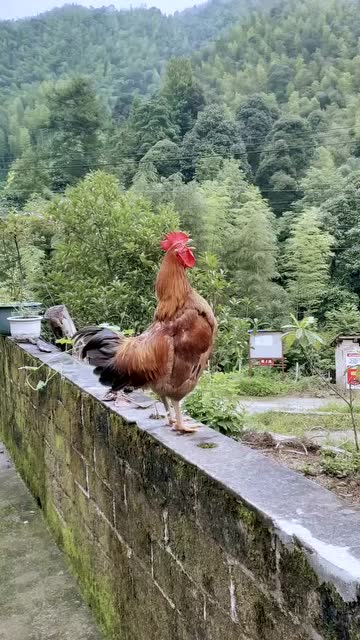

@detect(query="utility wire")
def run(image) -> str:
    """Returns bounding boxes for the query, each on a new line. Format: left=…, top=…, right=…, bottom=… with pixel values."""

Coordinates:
left=0, top=136, right=358, bottom=173
left=0, top=127, right=359, bottom=165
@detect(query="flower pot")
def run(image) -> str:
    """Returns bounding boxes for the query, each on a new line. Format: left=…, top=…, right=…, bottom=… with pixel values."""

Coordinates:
left=0, top=302, right=42, bottom=336
left=7, top=316, right=42, bottom=340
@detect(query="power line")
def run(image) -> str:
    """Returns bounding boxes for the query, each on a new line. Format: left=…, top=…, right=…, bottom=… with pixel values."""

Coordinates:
left=0, top=135, right=358, bottom=174
left=0, top=138, right=357, bottom=181
left=1, top=123, right=360, bottom=165
left=0, top=177, right=352, bottom=209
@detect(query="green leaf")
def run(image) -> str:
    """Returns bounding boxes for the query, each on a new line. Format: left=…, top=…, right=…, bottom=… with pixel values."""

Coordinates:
left=56, top=338, right=74, bottom=345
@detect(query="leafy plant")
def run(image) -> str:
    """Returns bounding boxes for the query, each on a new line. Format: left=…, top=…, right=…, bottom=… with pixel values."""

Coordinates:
left=321, top=451, right=360, bottom=478
left=184, top=372, right=244, bottom=436
left=282, top=314, right=325, bottom=351
left=55, top=337, right=74, bottom=352
left=212, top=311, right=251, bottom=372
left=19, top=363, right=57, bottom=391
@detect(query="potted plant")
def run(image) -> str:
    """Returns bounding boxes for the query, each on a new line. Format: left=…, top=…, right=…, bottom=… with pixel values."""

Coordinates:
left=7, top=303, right=43, bottom=340
left=0, top=294, right=42, bottom=336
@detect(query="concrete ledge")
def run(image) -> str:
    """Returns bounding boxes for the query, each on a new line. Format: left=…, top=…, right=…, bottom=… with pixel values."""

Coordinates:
left=1, top=338, right=360, bottom=639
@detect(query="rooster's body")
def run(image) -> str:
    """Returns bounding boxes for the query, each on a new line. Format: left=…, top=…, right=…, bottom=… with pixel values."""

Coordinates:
left=74, top=231, right=217, bottom=433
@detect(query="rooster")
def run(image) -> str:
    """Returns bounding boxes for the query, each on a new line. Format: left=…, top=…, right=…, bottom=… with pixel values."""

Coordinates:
left=73, top=231, right=217, bottom=433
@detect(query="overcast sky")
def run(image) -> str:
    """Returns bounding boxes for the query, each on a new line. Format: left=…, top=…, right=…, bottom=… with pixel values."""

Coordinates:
left=0, top=0, right=201, bottom=19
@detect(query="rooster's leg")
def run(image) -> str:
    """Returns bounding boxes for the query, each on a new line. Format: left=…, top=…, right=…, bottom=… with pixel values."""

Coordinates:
left=172, top=400, right=197, bottom=434
left=161, top=397, right=175, bottom=426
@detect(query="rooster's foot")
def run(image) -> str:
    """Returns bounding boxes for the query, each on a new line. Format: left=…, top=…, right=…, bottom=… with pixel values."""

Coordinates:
left=103, top=390, right=133, bottom=405
left=103, top=390, right=118, bottom=402
left=173, top=419, right=199, bottom=434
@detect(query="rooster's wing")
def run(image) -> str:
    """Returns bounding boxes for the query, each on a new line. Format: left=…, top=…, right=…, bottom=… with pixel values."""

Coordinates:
left=164, top=308, right=214, bottom=393
left=100, top=323, right=173, bottom=390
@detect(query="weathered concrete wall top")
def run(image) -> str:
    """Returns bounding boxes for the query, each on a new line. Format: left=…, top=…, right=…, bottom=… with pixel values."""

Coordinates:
left=0, top=337, right=360, bottom=640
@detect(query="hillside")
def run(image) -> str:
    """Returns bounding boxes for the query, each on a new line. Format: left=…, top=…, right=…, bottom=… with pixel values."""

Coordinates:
left=195, top=0, right=360, bottom=111
left=0, top=0, right=272, bottom=103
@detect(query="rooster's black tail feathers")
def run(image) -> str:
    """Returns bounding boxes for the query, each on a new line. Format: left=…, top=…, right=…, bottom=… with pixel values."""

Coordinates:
left=73, top=326, right=130, bottom=391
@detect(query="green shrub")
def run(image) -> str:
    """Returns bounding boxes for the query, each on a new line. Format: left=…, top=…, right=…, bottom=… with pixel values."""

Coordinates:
left=233, top=369, right=321, bottom=397
left=235, top=375, right=283, bottom=397
left=184, top=372, right=244, bottom=436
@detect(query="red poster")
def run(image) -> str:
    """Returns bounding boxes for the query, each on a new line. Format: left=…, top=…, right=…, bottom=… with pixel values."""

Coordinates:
left=346, top=352, right=360, bottom=388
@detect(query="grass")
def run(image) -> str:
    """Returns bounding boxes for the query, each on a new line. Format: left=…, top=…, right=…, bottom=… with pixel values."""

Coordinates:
left=246, top=410, right=353, bottom=437
left=318, top=400, right=360, bottom=414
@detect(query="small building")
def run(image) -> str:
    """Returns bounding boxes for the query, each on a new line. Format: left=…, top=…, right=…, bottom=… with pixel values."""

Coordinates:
left=332, top=334, right=360, bottom=390
left=248, top=330, right=285, bottom=372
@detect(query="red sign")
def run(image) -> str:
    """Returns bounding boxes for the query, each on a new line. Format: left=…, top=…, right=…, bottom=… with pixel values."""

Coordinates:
left=257, top=358, right=275, bottom=366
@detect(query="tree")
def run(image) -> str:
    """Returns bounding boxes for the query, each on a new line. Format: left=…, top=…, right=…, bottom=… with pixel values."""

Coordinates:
left=140, top=139, right=181, bottom=178
left=181, top=105, right=250, bottom=180
left=131, top=169, right=209, bottom=252
left=161, top=58, right=205, bottom=137
left=198, top=178, right=230, bottom=255
left=267, top=64, right=292, bottom=103
left=284, top=207, right=333, bottom=314
left=45, top=77, right=106, bottom=191
left=324, top=303, right=360, bottom=336
left=256, top=115, right=313, bottom=214
left=299, top=147, right=345, bottom=209
left=321, top=171, right=360, bottom=296
left=119, top=95, right=179, bottom=161
left=5, top=148, right=51, bottom=206
left=204, top=164, right=285, bottom=320
left=224, top=186, right=280, bottom=311
left=46, top=171, right=179, bottom=329
left=113, top=91, right=134, bottom=124
left=236, top=94, right=279, bottom=175
left=0, top=211, right=50, bottom=301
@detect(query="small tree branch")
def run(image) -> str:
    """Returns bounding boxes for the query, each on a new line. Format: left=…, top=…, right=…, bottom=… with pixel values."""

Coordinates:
left=302, top=346, right=359, bottom=452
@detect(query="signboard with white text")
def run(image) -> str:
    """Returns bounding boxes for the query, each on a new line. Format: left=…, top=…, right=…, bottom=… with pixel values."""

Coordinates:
left=249, top=332, right=283, bottom=360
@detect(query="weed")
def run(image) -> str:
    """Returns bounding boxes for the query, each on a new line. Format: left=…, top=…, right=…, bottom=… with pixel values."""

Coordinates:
left=321, top=451, right=360, bottom=478
left=197, top=442, right=218, bottom=449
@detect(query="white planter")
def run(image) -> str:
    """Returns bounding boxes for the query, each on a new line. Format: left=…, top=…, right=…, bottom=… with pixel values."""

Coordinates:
left=7, top=316, right=42, bottom=340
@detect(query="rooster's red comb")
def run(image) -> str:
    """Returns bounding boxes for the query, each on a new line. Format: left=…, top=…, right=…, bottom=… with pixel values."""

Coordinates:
left=160, top=231, right=190, bottom=251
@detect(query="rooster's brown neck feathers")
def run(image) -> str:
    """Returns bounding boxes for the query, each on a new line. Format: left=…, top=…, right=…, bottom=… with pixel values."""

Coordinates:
left=154, top=250, right=191, bottom=320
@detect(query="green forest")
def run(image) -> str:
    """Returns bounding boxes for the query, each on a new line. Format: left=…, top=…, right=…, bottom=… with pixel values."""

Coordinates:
left=2, top=0, right=360, bottom=377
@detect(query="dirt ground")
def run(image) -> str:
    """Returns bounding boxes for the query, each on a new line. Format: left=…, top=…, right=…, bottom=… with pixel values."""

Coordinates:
left=250, top=443, right=360, bottom=508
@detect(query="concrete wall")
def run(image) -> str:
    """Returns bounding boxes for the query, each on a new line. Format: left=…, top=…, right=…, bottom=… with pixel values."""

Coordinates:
left=1, top=337, right=360, bottom=640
